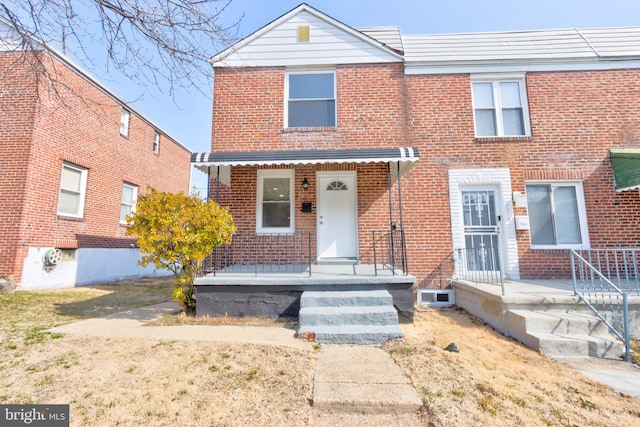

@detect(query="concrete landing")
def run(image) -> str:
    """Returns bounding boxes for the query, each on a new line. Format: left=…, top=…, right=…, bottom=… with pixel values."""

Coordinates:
left=312, top=345, right=422, bottom=413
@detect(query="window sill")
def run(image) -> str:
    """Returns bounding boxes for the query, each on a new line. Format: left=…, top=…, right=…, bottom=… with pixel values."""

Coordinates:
left=475, top=136, right=531, bottom=143
left=282, top=127, right=337, bottom=133
left=57, top=215, right=84, bottom=222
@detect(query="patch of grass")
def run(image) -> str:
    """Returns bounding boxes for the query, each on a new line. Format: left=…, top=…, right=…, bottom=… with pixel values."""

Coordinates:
left=246, top=368, right=259, bottom=381
left=0, top=278, right=173, bottom=350
left=147, top=312, right=295, bottom=327
left=209, top=365, right=219, bottom=372
left=391, top=346, right=414, bottom=356
left=451, top=390, right=466, bottom=398
left=478, top=395, right=498, bottom=415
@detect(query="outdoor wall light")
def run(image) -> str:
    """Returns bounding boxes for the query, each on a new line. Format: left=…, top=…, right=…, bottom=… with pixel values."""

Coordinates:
left=302, top=178, right=309, bottom=190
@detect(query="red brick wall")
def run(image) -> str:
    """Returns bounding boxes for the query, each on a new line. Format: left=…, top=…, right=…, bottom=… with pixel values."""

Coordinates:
left=211, top=64, right=640, bottom=285
left=212, top=64, right=408, bottom=257
left=404, top=70, right=640, bottom=283
left=0, top=51, right=191, bottom=283
left=0, top=53, right=38, bottom=282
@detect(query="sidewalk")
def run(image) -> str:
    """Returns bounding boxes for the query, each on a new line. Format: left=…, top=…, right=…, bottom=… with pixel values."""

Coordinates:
left=49, top=302, right=312, bottom=351
left=50, top=302, right=640, bottom=403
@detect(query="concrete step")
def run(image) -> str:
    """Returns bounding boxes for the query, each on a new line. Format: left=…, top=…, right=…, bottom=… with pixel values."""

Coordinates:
left=299, top=306, right=399, bottom=326
left=531, top=332, right=625, bottom=359
left=508, top=309, right=613, bottom=336
left=298, top=325, right=403, bottom=345
left=300, top=290, right=393, bottom=308
left=506, top=309, right=624, bottom=359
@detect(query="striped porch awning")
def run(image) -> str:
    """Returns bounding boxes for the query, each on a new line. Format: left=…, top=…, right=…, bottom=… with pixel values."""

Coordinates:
left=610, top=148, right=640, bottom=192
left=192, top=147, right=419, bottom=186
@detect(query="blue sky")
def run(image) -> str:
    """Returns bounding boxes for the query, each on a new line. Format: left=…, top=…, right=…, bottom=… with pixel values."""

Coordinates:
left=70, top=0, right=640, bottom=192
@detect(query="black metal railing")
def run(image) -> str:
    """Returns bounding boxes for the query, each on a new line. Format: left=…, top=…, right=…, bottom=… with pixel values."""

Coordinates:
left=372, top=229, right=408, bottom=276
left=453, top=244, right=504, bottom=295
left=571, top=248, right=638, bottom=362
left=203, top=232, right=312, bottom=277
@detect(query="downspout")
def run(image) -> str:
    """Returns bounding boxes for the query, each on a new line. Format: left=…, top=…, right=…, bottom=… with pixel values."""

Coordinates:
left=207, top=166, right=211, bottom=202
left=215, top=166, right=220, bottom=203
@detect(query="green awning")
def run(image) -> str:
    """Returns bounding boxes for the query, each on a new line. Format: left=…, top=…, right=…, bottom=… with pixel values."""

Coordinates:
left=610, top=148, right=640, bottom=192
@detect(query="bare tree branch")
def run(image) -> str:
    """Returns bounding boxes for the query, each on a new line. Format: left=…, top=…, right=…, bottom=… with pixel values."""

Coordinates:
left=0, top=0, right=242, bottom=96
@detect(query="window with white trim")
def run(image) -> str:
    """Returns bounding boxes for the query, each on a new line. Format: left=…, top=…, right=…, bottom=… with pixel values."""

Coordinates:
left=286, top=71, right=336, bottom=127
left=525, top=182, right=589, bottom=248
left=153, top=131, right=160, bottom=154
left=257, top=169, right=294, bottom=233
left=120, top=183, right=138, bottom=224
left=120, top=108, right=130, bottom=138
left=471, top=76, right=530, bottom=137
left=57, top=162, right=88, bottom=218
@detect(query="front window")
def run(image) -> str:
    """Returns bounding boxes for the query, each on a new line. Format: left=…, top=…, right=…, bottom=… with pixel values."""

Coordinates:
left=472, top=76, right=529, bottom=137
left=286, top=71, right=336, bottom=127
left=526, top=182, right=589, bottom=248
left=120, top=183, right=138, bottom=224
left=58, top=162, right=88, bottom=218
left=257, top=169, right=294, bottom=233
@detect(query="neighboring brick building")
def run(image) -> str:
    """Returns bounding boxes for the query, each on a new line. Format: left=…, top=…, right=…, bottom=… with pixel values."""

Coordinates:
left=0, top=21, right=191, bottom=289
left=193, top=4, right=640, bottom=289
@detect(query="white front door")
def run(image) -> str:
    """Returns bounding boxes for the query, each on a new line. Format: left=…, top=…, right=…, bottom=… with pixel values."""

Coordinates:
left=317, top=172, right=357, bottom=259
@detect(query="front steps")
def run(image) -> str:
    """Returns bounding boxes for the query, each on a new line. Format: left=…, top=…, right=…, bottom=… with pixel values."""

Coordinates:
left=298, top=290, right=403, bottom=344
left=507, top=309, right=625, bottom=359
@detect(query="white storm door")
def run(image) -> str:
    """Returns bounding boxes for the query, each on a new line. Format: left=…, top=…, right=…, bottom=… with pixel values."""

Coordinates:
left=461, top=189, right=501, bottom=274
left=317, top=173, right=357, bottom=258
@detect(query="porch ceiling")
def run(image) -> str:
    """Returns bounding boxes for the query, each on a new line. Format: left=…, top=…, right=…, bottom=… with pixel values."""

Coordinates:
left=610, top=148, right=640, bottom=192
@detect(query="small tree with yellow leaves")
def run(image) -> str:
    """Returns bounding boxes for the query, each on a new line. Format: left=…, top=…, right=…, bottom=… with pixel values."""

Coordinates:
left=126, top=188, right=235, bottom=313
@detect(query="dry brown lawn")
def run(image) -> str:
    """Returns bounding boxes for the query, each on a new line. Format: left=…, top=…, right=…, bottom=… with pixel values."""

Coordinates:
left=1, top=279, right=639, bottom=426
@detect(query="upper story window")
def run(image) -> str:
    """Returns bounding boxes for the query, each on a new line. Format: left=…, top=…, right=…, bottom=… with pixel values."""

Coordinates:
left=525, top=181, right=590, bottom=249
left=256, top=169, right=295, bottom=234
left=120, top=108, right=130, bottom=138
left=153, top=131, right=160, bottom=154
left=471, top=75, right=530, bottom=137
left=286, top=71, right=336, bottom=128
left=120, top=183, right=138, bottom=224
left=58, top=162, right=88, bottom=218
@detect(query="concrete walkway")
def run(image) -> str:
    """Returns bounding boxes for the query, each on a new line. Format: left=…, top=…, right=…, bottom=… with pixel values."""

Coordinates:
left=313, top=345, right=422, bottom=413
left=50, top=302, right=640, bottom=405
left=49, top=302, right=312, bottom=351
left=50, top=302, right=423, bottom=413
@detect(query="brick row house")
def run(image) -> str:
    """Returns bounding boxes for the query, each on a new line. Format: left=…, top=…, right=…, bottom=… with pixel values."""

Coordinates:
left=0, top=21, right=192, bottom=290
left=193, top=5, right=640, bottom=323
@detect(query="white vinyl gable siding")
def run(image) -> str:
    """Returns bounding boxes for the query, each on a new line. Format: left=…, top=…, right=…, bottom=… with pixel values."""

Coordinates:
left=211, top=10, right=401, bottom=67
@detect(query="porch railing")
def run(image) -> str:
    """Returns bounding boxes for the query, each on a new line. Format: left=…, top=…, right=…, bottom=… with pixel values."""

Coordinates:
left=203, top=232, right=312, bottom=277
left=372, top=229, right=408, bottom=276
left=453, top=245, right=505, bottom=295
left=571, top=248, right=637, bottom=362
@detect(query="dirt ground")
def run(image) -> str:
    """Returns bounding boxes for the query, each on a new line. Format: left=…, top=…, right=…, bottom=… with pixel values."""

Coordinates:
left=1, top=281, right=639, bottom=426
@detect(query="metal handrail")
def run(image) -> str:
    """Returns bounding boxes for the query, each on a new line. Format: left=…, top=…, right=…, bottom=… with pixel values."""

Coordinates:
left=203, top=232, right=312, bottom=277
left=571, top=249, right=632, bottom=362
left=372, top=229, right=408, bottom=276
left=453, top=246, right=505, bottom=295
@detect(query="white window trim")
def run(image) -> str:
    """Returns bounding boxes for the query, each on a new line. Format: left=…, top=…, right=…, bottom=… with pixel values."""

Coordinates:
left=284, top=69, right=337, bottom=128
left=471, top=73, right=531, bottom=137
left=525, top=180, right=590, bottom=249
left=57, top=162, right=88, bottom=219
left=256, top=169, right=295, bottom=234
left=120, top=108, right=130, bottom=138
left=153, top=131, right=160, bottom=154
left=120, top=182, right=138, bottom=225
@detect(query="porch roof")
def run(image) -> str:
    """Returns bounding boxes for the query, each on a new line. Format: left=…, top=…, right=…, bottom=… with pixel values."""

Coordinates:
left=610, top=148, right=640, bottom=192
left=192, top=147, right=419, bottom=171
